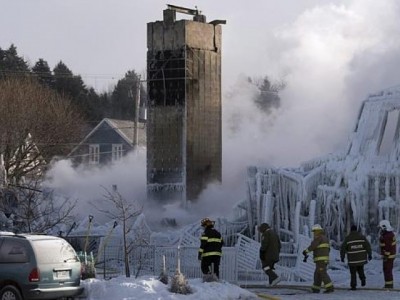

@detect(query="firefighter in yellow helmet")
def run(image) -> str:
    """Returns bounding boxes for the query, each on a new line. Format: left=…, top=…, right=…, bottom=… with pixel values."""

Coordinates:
left=302, top=224, right=334, bottom=293
left=198, top=218, right=223, bottom=279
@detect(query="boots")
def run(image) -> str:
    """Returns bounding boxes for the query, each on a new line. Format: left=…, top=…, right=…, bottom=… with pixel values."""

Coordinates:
left=270, top=277, right=281, bottom=286
left=266, top=269, right=280, bottom=286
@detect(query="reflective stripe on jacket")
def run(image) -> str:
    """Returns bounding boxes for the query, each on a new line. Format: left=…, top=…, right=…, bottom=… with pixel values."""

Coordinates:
left=340, top=231, right=371, bottom=266
left=380, top=231, right=397, bottom=259
left=199, top=227, right=223, bottom=258
left=306, top=232, right=330, bottom=263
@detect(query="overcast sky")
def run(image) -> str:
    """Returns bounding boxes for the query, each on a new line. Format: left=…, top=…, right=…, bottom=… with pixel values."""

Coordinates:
left=3, top=0, right=400, bottom=224
left=2, top=0, right=399, bottom=150
left=0, top=0, right=350, bottom=91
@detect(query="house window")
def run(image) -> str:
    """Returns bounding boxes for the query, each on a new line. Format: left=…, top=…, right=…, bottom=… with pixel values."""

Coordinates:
left=89, top=144, right=100, bottom=164
left=112, top=144, right=123, bottom=162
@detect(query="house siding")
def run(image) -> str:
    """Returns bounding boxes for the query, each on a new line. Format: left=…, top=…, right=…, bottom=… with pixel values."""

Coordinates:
left=68, top=119, right=144, bottom=166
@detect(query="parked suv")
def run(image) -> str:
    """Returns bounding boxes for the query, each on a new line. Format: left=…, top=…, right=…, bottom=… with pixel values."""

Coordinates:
left=0, top=232, right=84, bottom=300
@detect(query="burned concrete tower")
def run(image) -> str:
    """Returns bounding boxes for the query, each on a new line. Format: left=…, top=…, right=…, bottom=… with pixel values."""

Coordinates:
left=147, top=5, right=225, bottom=205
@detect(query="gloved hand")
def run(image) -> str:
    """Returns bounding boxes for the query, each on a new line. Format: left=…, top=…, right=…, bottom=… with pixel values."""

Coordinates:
left=383, top=255, right=388, bottom=262
left=302, top=250, right=308, bottom=256
left=368, top=255, right=372, bottom=261
left=198, top=253, right=202, bottom=261
left=341, top=257, right=345, bottom=263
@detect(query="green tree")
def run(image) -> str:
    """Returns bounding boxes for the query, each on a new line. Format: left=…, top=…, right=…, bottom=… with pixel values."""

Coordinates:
left=1, top=44, right=148, bottom=126
left=111, top=70, right=143, bottom=120
left=98, top=92, right=112, bottom=118
left=53, top=61, right=95, bottom=121
left=253, top=76, right=285, bottom=113
left=84, top=87, right=109, bottom=123
left=53, top=61, right=87, bottom=100
left=0, top=44, right=30, bottom=79
left=32, top=58, right=55, bottom=89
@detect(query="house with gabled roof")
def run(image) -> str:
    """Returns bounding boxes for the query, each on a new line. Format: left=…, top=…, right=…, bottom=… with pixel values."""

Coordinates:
left=68, top=118, right=146, bottom=165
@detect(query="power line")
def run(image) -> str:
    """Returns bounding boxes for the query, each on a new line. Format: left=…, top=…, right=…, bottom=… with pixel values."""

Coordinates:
left=0, top=69, right=145, bottom=81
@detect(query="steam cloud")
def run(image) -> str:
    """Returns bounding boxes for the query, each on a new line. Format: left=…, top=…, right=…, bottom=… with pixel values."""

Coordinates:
left=44, top=0, right=400, bottom=228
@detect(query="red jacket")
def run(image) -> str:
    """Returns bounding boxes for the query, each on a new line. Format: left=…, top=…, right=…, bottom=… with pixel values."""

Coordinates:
left=379, top=231, right=396, bottom=259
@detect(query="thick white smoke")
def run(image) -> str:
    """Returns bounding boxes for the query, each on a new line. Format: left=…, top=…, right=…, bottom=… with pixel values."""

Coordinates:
left=43, top=0, right=400, bottom=228
left=194, top=0, right=400, bottom=221
left=44, top=152, right=147, bottom=225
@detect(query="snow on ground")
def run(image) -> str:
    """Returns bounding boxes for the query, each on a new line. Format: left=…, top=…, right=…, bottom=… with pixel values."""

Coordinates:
left=81, top=276, right=258, bottom=300
left=80, top=259, right=400, bottom=300
left=252, top=259, right=400, bottom=299
left=257, top=288, right=400, bottom=300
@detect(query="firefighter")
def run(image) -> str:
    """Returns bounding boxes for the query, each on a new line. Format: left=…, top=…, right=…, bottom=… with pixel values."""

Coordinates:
left=198, top=218, right=223, bottom=279
left=340, top=224, right=372, bottom=290
left=258, top=223, right=281, bottom=286
left=302, top=224, right=334, bottom=293
left=379, top=220, right=396, bottom=289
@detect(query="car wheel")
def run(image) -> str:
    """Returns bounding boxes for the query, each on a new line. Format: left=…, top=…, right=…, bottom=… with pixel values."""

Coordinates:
left=0, top=285, right=22, bottom=300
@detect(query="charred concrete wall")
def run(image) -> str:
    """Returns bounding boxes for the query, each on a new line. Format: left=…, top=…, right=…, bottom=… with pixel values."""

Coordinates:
left=147, top=11, right=222, bottom=204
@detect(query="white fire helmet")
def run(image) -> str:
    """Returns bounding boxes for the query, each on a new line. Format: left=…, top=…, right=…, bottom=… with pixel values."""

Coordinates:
left=312, top=224, right=323, bottom=231
left=379, top=220, right=393, bottom=232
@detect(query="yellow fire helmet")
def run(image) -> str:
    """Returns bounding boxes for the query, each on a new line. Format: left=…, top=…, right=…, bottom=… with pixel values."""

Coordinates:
left=311, top=224, right=323, bottom=231
left=201, top=218, right=215, bottom=227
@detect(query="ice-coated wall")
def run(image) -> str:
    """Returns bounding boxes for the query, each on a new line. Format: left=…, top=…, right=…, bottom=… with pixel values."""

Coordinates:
left=245, top=86, right=400, bottom=246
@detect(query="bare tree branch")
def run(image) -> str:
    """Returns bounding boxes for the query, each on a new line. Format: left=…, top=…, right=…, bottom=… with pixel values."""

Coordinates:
left=1, top=178, right=76, bottom=233
left=94, top=185, right=143, bottom=278
left=0, top=77, right=85, bottom=184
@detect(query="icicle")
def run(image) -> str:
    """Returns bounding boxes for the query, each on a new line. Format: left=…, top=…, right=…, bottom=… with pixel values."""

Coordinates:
left=374, top=176, right=380, bottom=212
left=396, top=176, right=400, bottom=232
left=385, top=176, right=390, bottom=198
left=256, top=171, right=262, bottom=225
left=282, top=176, right=289, bottom=230
left=264, top=191, right=273, bottom=225
left=309, top=199, right=316, bottom=236
left=177, top=246, right=180, bottom=272
left=294, top=201, right=301, bottom=243
left=350, top=193, right=357, bottom=223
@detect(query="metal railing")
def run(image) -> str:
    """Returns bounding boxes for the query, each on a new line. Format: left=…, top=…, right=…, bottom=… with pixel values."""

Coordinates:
left=93, top=234, right=310, bottom=284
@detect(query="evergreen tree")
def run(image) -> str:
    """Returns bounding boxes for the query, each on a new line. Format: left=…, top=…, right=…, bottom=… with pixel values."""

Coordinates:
left=84, top=87, right=108, bottom=123
left=32, top=58, right=55, bottom=89
left=253, top=76, right=285, bottom=113
left=111, top=70, right=141, bottom=120
left=53, top=61, right=87, bottom=100
left=0, top=44, right=30, bottom=79
left=98, top=92, right=112, bottom=119
left=0, top=44, right=148, bottom=126
left=53, top=61, right=93, bottom=120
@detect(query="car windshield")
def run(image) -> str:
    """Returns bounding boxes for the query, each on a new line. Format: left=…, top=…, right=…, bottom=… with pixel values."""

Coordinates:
left=31, top=239, right=78, bottom=264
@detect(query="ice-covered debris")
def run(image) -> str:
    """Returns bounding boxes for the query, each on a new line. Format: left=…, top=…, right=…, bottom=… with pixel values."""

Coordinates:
left=245, top=86, right=400, bottom=246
